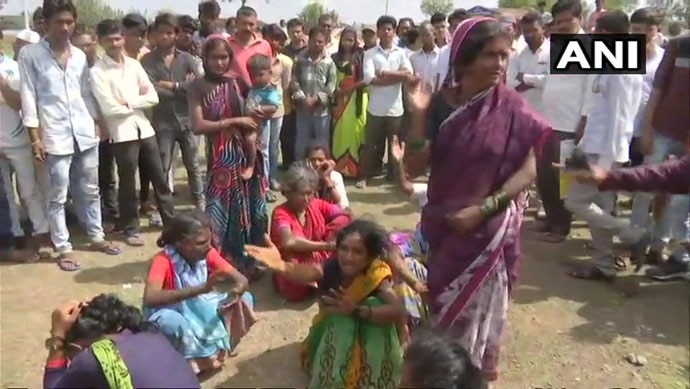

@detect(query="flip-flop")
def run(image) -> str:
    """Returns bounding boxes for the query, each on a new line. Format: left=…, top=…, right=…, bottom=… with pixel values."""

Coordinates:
left=568, top=265, right=615, bottom=281
left=124, top=235, right=146, bottom=247
left=90, top=241, right=122, bottom=255
left=614, top=256, right=628, bottom=271
left=56, top=257, right=81, bottom=272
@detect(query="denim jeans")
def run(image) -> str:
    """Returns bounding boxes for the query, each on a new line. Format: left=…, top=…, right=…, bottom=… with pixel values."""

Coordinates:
left=0, top=145, right=50, bottom=236
left=630, top=132, right=690, bottom=261
left=259, top=116, right=284, bottom=182
left=294, top=111, right=331, bottom=161
left=45, top=146, right=105, bottom=252
left=157, top=128, right=204, bottom=206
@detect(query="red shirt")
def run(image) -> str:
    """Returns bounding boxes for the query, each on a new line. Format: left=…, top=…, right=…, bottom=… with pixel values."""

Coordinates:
left=227, top=34, right=273, bottom=85
left=147, top=247, right=235, bottom=290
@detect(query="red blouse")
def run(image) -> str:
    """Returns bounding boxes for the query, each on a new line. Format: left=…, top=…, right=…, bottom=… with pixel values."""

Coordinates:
left=147, top=247, right=235, bottom=290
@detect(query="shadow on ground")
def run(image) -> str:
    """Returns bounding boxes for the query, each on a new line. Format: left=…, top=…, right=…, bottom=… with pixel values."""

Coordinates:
left=218, top=342, right=306, bottom=387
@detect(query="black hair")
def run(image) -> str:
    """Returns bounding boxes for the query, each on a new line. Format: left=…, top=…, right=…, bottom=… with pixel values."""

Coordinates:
left=225, top=17, right=236, bottom=28
left=376, top=15, right=397, bottom=30
left=236, top=6, right=257, bottom=18
left=318, top=13, right=334, bottom=25
left=454, top=19, right=508, bottom=74
left=122, top=13, right=148, bottom=33
left=404, top=330, right=487, bottom=389
left=448, top=9, right=470, bottom=23
left=154, top=12, right=179, bottom=32
left=202, top=37, right=235, bottom=83
left=42, top=0, right=77, bottom=22
left=596, top=10, right=629, bottom=34
left=247, top=53, right=272, bottom=77
left=198, top=0, right=221, bottom=18
left=72, top=23, right=94, bottom=38
left=177, top=15, right=199, bottom=32
left=308, top=27, right=328, bottom=40
left=551, top=0, right=582, bottom=19
left=262, top=23, right=288, bottom=41
left=630, top=7, right=661, bottom=26
left=65, top=294, right=157, bottom=344
left=668, top=21, right=683, bottom=36
left=398, top=17, right=415, bottom=27
left=95, top=19, right=121, bottom=38
left=287, top=18, right=304, bottom=30
left=430, top=12, right=447, bottom=25
left=336, top=220, right=388, bottom=259
left=521, top=11, right=543, bottom=26
left=32, top=6, right=44, bottom=21
left=305, top=142, right=332, bottom=158
left=156, top=210, right=211, bottom=248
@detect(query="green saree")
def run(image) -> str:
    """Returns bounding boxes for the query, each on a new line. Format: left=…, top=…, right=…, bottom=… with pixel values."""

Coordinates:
left=300, top=259, right=402, bottom=389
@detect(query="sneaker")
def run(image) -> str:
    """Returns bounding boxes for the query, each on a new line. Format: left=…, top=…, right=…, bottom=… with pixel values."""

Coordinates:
left=645, top=258, right=690, bottom=281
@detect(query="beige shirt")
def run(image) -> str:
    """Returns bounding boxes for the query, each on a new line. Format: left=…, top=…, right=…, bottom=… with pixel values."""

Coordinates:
left=270, top=53, right=292, bottom=117
left=90, top=54, right=159, bottom=143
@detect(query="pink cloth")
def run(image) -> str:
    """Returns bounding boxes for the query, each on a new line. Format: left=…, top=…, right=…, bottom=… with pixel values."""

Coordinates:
left=227, top=34, right=274, bottom=85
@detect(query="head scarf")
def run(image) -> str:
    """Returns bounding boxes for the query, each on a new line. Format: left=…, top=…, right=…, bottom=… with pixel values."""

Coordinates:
left=202, top=33, right=238, bottom=83
left=443, top=16, right=495, bottom=88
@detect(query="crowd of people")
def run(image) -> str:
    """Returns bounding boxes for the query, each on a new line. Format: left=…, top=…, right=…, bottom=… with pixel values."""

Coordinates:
left=0, top=0, right=688, bottom=387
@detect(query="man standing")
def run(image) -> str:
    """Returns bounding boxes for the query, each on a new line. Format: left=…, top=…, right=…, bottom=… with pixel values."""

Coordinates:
left=318, top=13, right=339, bottom=56
left=537, top=0, right=593, bottom=242
left=279, top=18, right=307, bottom=168
left=228, top=6, right=273, bottom=86
left=1, top=28, right=49, bottom=258
left=409, top=22, right=442, bottom=93
left=91, top=19, right=174, bottom=247
left=357, top=16, right=412, bottom=188
left=12, top=29, right=41, bottom=61
left=194, top=0, right=227, bottom=46
left=282, top=18, right=307, bottom=60
left=19, top=0, right=121, bottom=270
left=507, top=12, right=549, bottom=113
left=142, top=13, right=205, bottom=211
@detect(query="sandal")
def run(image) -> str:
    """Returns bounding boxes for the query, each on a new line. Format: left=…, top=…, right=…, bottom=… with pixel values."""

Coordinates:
left=124, top=234, right=146, bottom=247
left=266, top=192, right=277, bottom=203
left=90, top=241, right=122, bottom=255
left=56, top=252, right=82, bottom=271
left=355, top=179, right=366, bottom=189
left=614, top=256, right=628, bottom=271
left=568, top=265, right=615, bottom=281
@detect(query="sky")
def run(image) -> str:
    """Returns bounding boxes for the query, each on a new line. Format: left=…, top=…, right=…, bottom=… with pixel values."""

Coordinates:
left=6, top=0, right=499, bottom=24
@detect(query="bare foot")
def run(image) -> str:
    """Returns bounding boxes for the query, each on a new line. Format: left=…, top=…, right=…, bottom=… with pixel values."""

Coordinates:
left=241, top=165, right=254, bottom=180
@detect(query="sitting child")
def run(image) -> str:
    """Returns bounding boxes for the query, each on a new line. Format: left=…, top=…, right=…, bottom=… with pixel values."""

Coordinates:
left=243, top=54, right=281, bottom=180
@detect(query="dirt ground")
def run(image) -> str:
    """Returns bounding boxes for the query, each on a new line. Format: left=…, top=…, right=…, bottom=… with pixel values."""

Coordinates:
left=1, top=178, right=689, bottom=389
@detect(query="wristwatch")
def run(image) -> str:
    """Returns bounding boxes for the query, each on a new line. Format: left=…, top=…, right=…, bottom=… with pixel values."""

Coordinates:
left=44, top=336, right=65, bottom=351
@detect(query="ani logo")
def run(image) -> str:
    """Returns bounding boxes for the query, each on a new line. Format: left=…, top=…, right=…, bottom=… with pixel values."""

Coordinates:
left=549, top=34, right=646, bottom=75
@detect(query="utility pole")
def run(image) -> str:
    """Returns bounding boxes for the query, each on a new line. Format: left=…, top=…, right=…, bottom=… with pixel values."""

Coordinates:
left=385, top=0, right=389, bottom=14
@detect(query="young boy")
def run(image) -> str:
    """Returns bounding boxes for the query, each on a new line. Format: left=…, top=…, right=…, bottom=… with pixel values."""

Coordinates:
left=244, top=54, right=280, bottom=180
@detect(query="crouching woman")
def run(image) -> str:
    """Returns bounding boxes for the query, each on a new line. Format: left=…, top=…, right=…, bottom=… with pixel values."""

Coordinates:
left=143, top=210, right=257, bottom=373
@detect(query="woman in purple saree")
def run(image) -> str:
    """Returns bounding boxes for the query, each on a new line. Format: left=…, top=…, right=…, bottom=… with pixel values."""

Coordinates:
left=403, top=18, right=551, bottom=381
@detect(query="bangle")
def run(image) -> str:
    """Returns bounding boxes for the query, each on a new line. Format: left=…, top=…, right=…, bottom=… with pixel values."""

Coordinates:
left=31, top=140, right=41, bottom=145
left=479, top=196, right=499, bottom=216
left=494, top=190, right=511, bottom=209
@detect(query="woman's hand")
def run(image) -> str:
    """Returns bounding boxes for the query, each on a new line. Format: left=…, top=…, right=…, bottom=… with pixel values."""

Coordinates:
left=445, top=205, right=485, bottom=234
left=204, top=271, right=228, bottom=293
left=321, top=287, right=357, bottom=315
left=390, top=137, right=405, bottom=163
left=406, top=78, right=432, bottom=113
left=412, top=281, right=428, bottom=295
left=244, top=234, right=286, bottom=272
left=235, top=117, right=259, bottom=131
left=50, top=301, right=85, bottom=338
left=559, top=163, right=608, bottom=185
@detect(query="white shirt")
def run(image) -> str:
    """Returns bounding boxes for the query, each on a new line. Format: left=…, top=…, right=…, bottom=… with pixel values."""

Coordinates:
left=362, top=45, right=413, bottom=117
left=0, top=55, right=28, bottom=148
left=410, top=182, right=428, bottom=208
left=410, top=46, right=443, bottom=92
left=329, top=170, right=349, bottom=209
left=542, top=73, right=594, bottom=133
left=578, top=74, right=644, bottom=169
left=90, top=54, right=159, bottom=143
left=507, top=39, right=550, bottom=113
left=436, top=45, right=451, bottom=87
left=633, top=45, right=665, bottom=136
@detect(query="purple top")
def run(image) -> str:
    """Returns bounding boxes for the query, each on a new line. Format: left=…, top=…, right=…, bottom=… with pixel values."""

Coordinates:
left=599, top=154, right=690, bottom=194
left=44, top=331, right=200, bottom=389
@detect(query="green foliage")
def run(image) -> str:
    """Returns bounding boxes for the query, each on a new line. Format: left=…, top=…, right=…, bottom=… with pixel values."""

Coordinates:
left=297, top=0, right=339, bottom=28
left=73, top=0, right=124, bottom=28
left=420, top=0, right=454, bottom=17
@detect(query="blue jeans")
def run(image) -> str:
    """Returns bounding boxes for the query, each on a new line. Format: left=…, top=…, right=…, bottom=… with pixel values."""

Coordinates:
left=630, top=132, right=690, bottom=261
left=46, top=146, right=105, bottom=252
left=259, top=116, right=284, bottom=183
left=294, top=112, right=331, bottom=161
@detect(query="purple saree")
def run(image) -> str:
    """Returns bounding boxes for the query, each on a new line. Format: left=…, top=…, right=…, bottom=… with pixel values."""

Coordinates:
left=422, top=82, right=550, bottom=380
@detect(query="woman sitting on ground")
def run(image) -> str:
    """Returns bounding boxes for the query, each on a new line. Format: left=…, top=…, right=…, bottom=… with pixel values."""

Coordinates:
left=246, top=220, right=405, bottom=388
left=44, top=294, right=200, bottom=388
left=143, top=210, right=257, bottom=373
left=305, top=143, right=350, bottom=209
left=270, top=162, right=352, bottom=302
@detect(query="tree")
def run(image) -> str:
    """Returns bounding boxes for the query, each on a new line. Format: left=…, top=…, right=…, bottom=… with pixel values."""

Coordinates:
left=420, top=0, right=454, bottom=17
left=74, top=0, right=124, bottom=27
left=298, top=0, right=339, bottom=28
